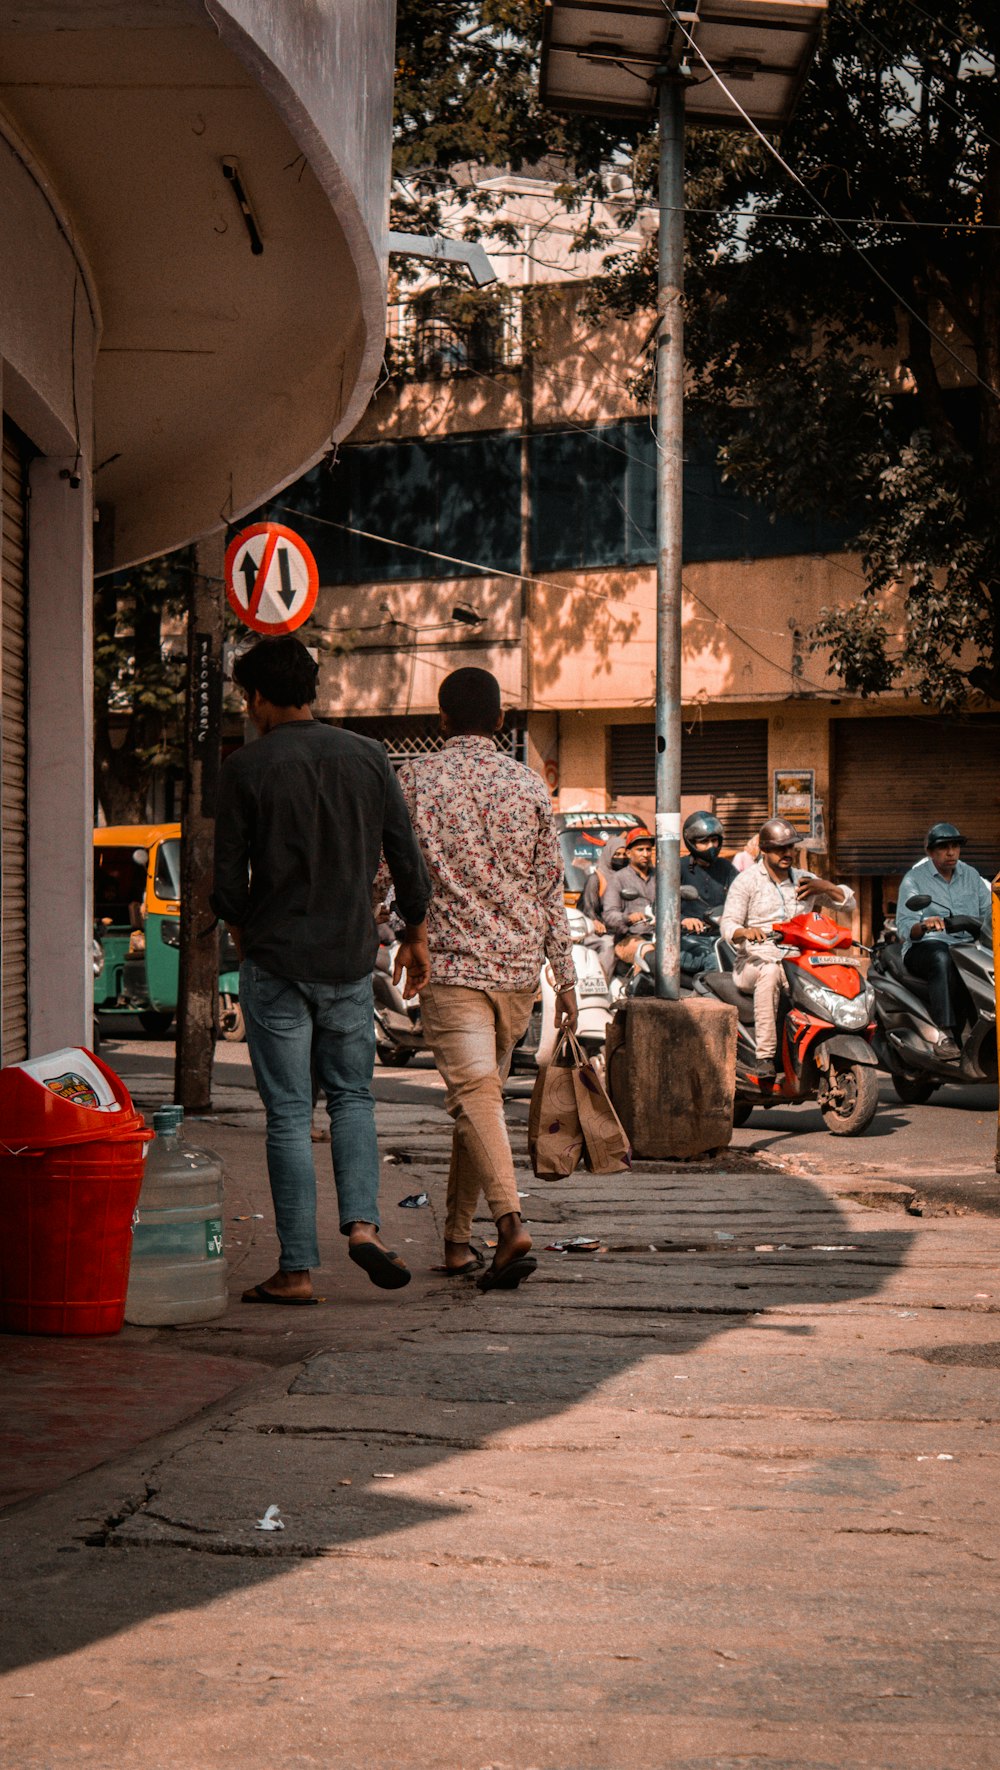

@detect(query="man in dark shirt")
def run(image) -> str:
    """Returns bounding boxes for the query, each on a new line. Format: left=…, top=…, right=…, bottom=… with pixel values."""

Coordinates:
left=679, top=811, right=737, bottom=976
left=213, top=637, right=431, bottom=1304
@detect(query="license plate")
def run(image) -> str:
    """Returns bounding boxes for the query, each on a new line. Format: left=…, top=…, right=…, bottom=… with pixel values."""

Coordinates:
left=578, top=980, right=609, bottom=997
left=809, top=954, right=858, bottom=967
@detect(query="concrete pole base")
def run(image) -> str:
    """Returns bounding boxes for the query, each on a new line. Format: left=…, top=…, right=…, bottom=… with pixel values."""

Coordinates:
left=606, top=996, right=738, bottom=1160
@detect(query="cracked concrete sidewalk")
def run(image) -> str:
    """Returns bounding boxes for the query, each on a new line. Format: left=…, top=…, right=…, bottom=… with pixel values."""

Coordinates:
left=1, top=1054, right=999, bottom=1768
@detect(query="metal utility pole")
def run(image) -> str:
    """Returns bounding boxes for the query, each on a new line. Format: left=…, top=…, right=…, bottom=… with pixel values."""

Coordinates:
left=653, top=73, right=686, bottom=1000
left=175, top=533, right=225, bottom=1112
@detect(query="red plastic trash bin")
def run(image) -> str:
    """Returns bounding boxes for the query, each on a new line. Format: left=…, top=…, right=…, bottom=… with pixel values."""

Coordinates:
left=0, top=1048, right=152, bottom=1335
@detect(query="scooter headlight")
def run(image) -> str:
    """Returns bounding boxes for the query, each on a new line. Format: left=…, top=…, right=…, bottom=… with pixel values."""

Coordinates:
left=795, top=975, right=872, bottom=1028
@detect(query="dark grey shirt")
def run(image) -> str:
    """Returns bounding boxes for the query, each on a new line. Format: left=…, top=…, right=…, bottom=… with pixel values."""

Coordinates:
left=212, top=721, right=431, bottom=984
left=601, top=863, right=656, bottom=937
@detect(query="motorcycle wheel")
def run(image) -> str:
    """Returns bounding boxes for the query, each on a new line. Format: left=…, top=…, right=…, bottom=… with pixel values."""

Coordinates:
left=733, top=1101, right=754, bottom=1128
left=890, top=1073, right=937, bottom=1106
left=376, top=1042, right=413, bottom=1067
left=219, top=998, right=246, bottom=1043
left=139, top=1010, right=173, bottom=1036
left=820, top=1062, right=879, bottom=1136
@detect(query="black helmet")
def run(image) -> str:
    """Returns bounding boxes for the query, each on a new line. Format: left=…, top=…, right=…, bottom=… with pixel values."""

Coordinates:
left=759, top=817, right=799, bottom=850
left=683, top=810, right=724, bottom=850
left=926, top=822, right=965, bottom=850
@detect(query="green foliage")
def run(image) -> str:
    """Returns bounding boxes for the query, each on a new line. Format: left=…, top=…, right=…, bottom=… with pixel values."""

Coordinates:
left=93, top=552, right=191, bottom=824
left=584, top=0, right=1000, bottom=709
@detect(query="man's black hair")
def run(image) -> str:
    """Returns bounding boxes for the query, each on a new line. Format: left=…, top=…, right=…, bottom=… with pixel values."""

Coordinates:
left=232, top=636, right=318, bottom=708
left=438, top=666, right=502, bottom=735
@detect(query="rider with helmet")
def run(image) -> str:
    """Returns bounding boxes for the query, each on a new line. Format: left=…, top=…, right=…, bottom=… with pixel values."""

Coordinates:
left=679, top=810, right=736, bottom=976
left=895, top=823, right=991, bottom=1061
left=721, top=817, right=855, bottom=1077
left=601, top=827, right=656, bottom=966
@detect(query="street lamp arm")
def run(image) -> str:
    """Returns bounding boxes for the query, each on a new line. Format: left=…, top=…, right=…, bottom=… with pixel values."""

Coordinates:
left=386, top=233, right=498, bottom=288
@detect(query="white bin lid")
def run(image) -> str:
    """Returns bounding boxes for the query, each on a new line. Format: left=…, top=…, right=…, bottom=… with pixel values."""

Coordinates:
left=13, top=1048, right=124, bottom=1113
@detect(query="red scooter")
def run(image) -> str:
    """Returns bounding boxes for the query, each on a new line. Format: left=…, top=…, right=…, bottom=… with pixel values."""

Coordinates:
left=696, top=909, right=880, bottom=1136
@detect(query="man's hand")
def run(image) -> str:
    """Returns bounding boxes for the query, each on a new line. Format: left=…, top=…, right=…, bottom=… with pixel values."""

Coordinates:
left=593, top=917, right=606, bottom=935
left=682, top=917, right=708, bottom=934
left=920, top=916, right=946, bottom=934
left=628, top=909, right=648, bottom=924
left=735, top=925, right=768, bottom=943
left=796, top=873, right=839, bottom=901
left=555, top=986, right=578, bottom=1031
left=393, top=921, right=431, bottom=995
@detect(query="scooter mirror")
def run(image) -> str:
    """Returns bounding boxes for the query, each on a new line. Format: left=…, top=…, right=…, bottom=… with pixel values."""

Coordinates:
left=905, top=894, right=932, bottom=911
left=679, top=885, right=700, bottom=901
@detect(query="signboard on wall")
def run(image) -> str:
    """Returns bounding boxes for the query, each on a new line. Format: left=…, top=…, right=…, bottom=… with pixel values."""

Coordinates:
left=773, top=768, right=816, bottom=842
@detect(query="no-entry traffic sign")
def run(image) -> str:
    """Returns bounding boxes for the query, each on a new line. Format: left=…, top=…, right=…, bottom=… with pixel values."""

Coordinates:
left=224, top=522, right=319, bottom=635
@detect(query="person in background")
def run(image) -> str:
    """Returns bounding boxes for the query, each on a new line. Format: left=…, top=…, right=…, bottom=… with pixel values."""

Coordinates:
left=721, top=817, right=855, bottom=1078
left=679, top=811, right=736, bottom=976
left=896, top=822, right=991, bottom=1059
left=601, top=827, right=656, bottom=966
left=732, top=832, right=760, bottom=874
left=213, top=636, right=431, bottom=1304
left=396, top=667, right=577, bottom=1293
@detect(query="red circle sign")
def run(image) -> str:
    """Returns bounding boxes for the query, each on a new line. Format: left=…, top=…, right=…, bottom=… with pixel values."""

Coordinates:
left=224, top=522, right=319, bottom=635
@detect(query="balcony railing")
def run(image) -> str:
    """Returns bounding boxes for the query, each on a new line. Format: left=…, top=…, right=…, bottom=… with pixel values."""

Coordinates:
left=385, top=288, right=523, bottom=382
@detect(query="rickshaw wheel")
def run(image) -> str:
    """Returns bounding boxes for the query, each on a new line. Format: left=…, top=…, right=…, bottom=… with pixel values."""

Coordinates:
left=139, top=1010, right=173, bottom=1036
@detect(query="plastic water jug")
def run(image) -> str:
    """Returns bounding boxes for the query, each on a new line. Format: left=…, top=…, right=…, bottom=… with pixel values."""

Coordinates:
left=125, top=1106, right=228, bottom=1325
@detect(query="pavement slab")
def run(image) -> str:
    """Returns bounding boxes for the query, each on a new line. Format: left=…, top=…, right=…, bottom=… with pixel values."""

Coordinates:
left=1, top=1042, right=999, bottom=1766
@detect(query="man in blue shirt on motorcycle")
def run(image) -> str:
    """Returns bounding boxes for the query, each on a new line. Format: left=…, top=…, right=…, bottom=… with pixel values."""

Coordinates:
left=896, top=822, right=991, bottom=1060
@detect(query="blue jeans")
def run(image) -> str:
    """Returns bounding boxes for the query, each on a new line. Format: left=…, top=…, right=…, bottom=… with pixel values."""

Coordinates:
left=240, top=962, right=381, bottom=1271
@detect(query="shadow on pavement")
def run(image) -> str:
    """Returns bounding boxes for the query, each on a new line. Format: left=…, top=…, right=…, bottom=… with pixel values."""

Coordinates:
left=0, top=1165, right=915, bottom=1676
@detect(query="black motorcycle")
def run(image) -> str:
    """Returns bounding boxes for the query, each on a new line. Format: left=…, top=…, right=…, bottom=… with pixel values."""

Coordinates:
left=869, top=893, right=996, bottom=1103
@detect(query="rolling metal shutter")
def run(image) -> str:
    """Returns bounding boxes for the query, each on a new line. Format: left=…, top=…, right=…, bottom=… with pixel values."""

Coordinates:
left=1, top=422, right=28, bottom=1063
left=609, top=719, right=769, bottom=848
left=833, top=716, right=1000, bottom=876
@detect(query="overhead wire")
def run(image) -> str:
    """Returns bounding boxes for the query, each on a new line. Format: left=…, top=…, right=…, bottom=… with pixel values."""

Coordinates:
left=279, top=504, right=841, bottom=692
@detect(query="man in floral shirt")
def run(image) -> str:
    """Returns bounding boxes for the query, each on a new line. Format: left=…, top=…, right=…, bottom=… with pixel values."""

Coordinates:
left=396, top=668, right=577, bottom=1292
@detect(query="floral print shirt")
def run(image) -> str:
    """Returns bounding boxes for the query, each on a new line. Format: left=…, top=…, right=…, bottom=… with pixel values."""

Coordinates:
left=395, top=736, right=575, bottom=992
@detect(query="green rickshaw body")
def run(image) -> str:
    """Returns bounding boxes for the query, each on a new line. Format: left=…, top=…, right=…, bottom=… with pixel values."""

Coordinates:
left=93, top=825, right=242, bottom=1037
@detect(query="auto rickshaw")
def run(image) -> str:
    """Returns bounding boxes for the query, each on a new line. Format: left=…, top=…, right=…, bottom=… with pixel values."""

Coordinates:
left=93, top=824, right=243, bottom=1039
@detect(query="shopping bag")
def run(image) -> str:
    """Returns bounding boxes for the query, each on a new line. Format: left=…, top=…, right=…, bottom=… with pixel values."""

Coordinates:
left=527, top=1027, right=584, bottom=1178
left=567, top=1029, right=631, bottom=1174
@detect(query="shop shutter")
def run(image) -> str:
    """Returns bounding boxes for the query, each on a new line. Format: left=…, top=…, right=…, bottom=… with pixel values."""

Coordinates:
left=1, top=421, right=28, bottom=1063
left=609, top=719, right=769, bottom=848
left=833, top=715, right=1000, bottom=876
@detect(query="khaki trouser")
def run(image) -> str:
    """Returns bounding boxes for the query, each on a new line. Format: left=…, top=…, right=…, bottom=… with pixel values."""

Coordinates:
left=420, top=982, right=536, bottom=1244
left=734, top=957, right=784, bottom=1058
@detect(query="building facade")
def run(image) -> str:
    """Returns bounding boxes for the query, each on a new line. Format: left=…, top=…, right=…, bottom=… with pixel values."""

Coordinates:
left=271, top=174, right=994, bottom=936
left=0, top=0, right=396, bottom=1061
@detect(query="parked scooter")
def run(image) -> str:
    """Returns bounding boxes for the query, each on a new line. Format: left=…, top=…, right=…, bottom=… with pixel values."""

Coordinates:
left=695, top=908, right=880, bottom=1135
left=372, top=934, right=425, bottom=1067
left=528, top=907, right=612, bottom=1068
left=869, top=893, right=996, bottom=1103
left=373, top=909, right=614, bottom=1071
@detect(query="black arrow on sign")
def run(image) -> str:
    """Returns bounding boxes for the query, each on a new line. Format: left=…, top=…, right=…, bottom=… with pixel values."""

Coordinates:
left=240, top=552, right=258, bottom=604
left=277, top=547, right=296, bottom=610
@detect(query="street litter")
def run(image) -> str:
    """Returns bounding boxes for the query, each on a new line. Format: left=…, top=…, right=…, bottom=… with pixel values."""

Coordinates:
left=916, top=1453, right=955, bottom=1462
left=755, top=1244, right=775, bottom=1252
left=546, top=1236, right=602, bottom=1252
left=812, top=1245, right=857, bottom=1251
left=713, top=1231, right=734, bottom=1242
left=372, top=1471, right=395, bottom=1479
left=384, top=1148, right=413, bottom=1164
left=399, top=1192, right=429, bottom=1208
left=255, top=1504, right=284, bottom=1532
